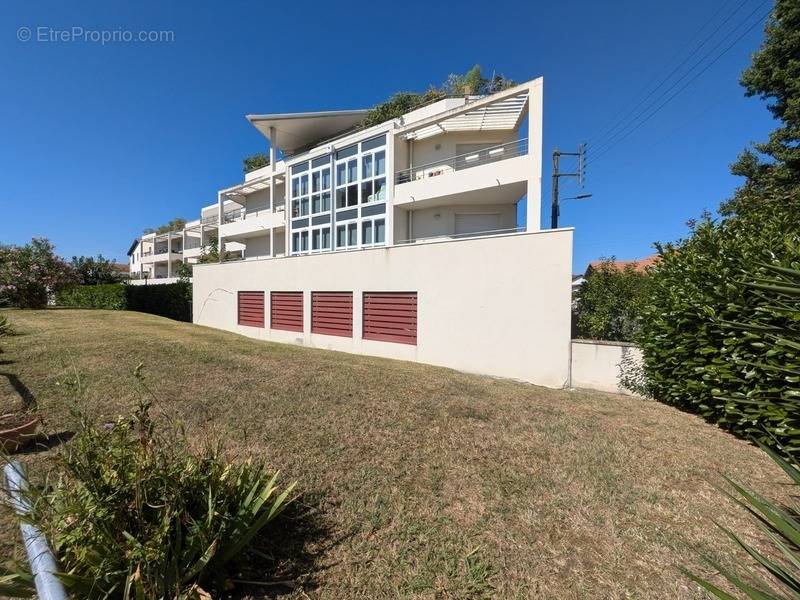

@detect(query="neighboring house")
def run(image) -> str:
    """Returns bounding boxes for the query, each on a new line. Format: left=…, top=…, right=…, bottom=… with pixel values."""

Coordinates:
left=187, top=77, right=575, bottom=388
left=584, top=255, right=659, bottom=277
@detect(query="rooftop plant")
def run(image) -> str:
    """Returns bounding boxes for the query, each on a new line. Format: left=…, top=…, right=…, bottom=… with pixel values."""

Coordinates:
left=143, top=218, right=187, bottom=236
left=243, top=152, right=269, bottom=173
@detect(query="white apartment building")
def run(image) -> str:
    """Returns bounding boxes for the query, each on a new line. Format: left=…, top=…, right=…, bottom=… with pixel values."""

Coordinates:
left=146, top=78, right=573, bottom=387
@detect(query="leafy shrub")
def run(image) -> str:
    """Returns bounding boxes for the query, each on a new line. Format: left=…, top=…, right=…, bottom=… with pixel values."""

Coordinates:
left=56, top=283, right=127, bottom=310
left=70, top=255, right=126, bottom=285
left=638, top=185, right=800, bottom=450
left=18, top=393, right=296, bottom=598
left=126, top=282, right=192, bottom=322
left=575, top=257, right=650, bottom=342
left=243, top=152, right=269, bottom=173
left=0, top=314, right=12, bottom=337
left=0, top=238, right=77, bottom=308
left=683, top=444, right=800, bottom=598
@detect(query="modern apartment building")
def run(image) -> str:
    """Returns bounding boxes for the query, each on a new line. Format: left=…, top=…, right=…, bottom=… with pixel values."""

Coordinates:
left=141, top=78, right=573, bottom=386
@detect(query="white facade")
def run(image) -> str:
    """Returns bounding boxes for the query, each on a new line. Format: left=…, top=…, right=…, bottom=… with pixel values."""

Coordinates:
left=186, top=78, right=579, bottom=387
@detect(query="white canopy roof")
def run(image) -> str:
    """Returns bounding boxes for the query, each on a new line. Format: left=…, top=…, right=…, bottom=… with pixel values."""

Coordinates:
left=247, top=109, right=369, bottom=155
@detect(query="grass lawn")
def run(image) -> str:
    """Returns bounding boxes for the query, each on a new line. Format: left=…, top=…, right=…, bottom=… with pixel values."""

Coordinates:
left=0, top=308, right=787, bottom=598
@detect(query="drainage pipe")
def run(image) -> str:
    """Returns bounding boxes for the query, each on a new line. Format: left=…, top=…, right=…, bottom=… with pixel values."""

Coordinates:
left=4, top=461, right=67, bottom=600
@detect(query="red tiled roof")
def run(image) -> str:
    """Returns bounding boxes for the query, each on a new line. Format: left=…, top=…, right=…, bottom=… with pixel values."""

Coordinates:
left=585, top=254, right=659, bottom=276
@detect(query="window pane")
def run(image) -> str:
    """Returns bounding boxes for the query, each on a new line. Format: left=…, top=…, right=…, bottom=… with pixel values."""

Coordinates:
left=312, top=171, right=320, bottom=193
left=374, top=177, right=386, bottom=201
left=361, top=180, right=373, bottom=203
left=375, top=219, right=385, bottom=243
left=322, top=228, right=331, bottom=249
left=348, top=159, right=357, bottom=183
left=336, top=188, right=346, bottom=208
left=301, top=231, right=308, bottom=251
left=375, top=151, right=385, bottom=176
left=362, top=220, right=373, bottom=244
left=300, top=197, right=309, bottom=216
left=321, top=192, right=331, bottom=211
left=291, top=199, right=300, bottom=218
left=312, top=229, right=320, bottom=250
left=337, top=225, right=346, bottom=248
left=292, top=178, right=299, bottom=198
left=300, top=174, right=308, bottom=195
left=362, top=155, right=373, bottom=179
left=336, top=163, right=346, bottom=186
left=321, top=168, right=330, bottom=189
left=347, top=184, right=358, bottom=206
left=312, top=194, right=321, bottom=213
left=361, top=134, right=386, bottom=152
left=292, top=232, right=299, bottom=252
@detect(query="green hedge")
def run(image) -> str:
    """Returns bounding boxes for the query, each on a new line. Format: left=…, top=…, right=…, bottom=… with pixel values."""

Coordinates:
left=638, top=186, right=800, bottom=451
left=126, top=282, right=191, bottom=322
left=56, top=282, right=191, bottom=322
left=56, top=284, right=127, bottom=310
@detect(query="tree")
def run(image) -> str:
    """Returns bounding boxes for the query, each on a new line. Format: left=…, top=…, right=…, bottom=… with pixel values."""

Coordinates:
left=725, top=0, right=800, bottom=213
left=575, top=258, right=650, bottom=342
left=70, top=254, right=123, bottom=285
left=143, top=218, right=186, bottom=235
left=0, top=238, right=78, bottom=308
left=243, top=153, right=270, bottom=173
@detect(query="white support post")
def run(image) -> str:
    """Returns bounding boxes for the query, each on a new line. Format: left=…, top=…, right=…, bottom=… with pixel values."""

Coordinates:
left=526, top=79, right=544, bottom=232
left=385, top=126, right=395, bottom=246
left=167, top=232, right=172, bottom=278
left=217, top=192, right=224, bottom=263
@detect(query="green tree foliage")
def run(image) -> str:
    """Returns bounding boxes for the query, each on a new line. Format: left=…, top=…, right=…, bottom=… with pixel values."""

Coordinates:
left=143, top=218, right=186, bottom=235
left=70, top=254, right=123, bottom=285
left=360, top=65, right=516, bottom=128
left=575, top=258, right=650, bottom=342
left=639, top=184, right=800, bottom=449
left=0, top=238, right=77, bottom=308
left=243, top=152, right=270, bottom=173
left=726, top=0, right=800, bottom=211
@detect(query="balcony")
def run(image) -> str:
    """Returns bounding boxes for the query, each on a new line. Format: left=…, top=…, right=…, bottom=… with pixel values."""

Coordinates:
left=141, top=248, right=183, bottom=264
left=219, top=204, right=286, bottom=240
left=395, top=138, right=528, bottom=185
left=393, top=138, right=530, bottom=209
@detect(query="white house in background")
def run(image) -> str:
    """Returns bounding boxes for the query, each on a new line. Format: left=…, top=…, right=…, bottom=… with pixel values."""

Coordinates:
left=190, top=78, right=575, bottom=388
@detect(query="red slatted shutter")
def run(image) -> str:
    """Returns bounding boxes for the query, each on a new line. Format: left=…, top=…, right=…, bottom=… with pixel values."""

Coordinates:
left=363, top=292, right=417, bottom=345
left=271, top=291, right=303, bottom=332
left=311, top=292, right=353, bottom=337
left=238, top=291, right=264, bottom=327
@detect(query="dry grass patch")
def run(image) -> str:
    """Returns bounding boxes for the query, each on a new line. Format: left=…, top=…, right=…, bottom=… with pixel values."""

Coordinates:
left=0, top=308, right=789, bottom=598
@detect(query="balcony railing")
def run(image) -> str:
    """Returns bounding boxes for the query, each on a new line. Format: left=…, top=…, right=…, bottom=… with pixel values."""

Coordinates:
left=395, top=138, right=529, bottom=185
left=395, top=226, right=525, bottom=245
left=201, top=214, right=219, bottom=226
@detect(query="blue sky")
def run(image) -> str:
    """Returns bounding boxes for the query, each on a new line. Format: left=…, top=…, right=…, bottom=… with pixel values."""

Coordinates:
left=0, top=0, right=774, bottom=272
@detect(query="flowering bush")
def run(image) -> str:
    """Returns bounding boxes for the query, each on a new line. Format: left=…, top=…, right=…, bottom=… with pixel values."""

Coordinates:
left=0, top=238, right=77, bottom=308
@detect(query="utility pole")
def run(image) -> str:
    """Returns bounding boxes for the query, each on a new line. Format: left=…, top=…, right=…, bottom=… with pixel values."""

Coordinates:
left=551, top=143, right=587, bottom=229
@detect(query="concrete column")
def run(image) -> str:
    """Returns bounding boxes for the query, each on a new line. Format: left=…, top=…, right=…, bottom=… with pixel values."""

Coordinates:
left=269, top=126, right=276, bottom=173
left=217, top=192, right=224, bottom=263
left=526, top=79, right=544, bottom=232
left=269, top=228, right=274, bottom=258
left=385, top=127, right=395, bottom=246
left=167, top=233, right=172, bottom=278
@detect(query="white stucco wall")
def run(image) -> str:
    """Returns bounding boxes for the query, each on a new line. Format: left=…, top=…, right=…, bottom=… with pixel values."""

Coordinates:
left=407, top=204, right=517, bottom=240
left=193, top=229, right=573, bottom=387
left=569, top=340, right=642, bottom=395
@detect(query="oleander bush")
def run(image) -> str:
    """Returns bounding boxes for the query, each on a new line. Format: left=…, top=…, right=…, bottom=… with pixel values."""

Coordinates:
left=9, top=385, right=296, bottom=598
left=637, top=184, right=800, bottom=451
left=56, top=283, right=127, bottom=310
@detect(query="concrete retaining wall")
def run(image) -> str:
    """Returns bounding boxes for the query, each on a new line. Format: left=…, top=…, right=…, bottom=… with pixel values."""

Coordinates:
left=570, top=339, right=642, bottom=395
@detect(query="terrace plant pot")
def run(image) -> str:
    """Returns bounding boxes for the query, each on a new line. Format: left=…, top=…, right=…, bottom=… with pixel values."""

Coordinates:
left=0, top=413, right=39, bottom=453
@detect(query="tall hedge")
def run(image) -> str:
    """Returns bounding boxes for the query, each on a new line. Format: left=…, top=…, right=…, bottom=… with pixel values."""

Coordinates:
left=56, top=282, right=192, bottom=322
left=126, top=282, right=191, bottom=322
left=56, top=284, right=127, bottom=310
left=638, top=185, right=800, bottom=450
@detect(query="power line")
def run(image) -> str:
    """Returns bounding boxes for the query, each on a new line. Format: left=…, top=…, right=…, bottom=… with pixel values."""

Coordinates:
left=590, top=4, right=770, bottom=163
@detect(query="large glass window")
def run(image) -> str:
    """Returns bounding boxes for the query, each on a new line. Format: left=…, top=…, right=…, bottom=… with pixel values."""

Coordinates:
left=311, top=165, right=331, bottom=215
left=362, top=218, right=386, bottom=246
left=291, top=172, right=310, bottom=218
left=361, top=149, right=386, bottom=204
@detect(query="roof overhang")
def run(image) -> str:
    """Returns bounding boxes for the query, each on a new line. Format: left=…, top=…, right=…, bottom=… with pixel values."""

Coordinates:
left=126, top=239, right=140, bottom=256
left=247, top=109, right=369, bottom=155
left=397, top=83, right=531, bottom=142
left=221, top=174, right=285, bottom=198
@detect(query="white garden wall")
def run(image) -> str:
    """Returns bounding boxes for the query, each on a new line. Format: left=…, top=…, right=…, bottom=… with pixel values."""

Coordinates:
left=570, top=339, right=642, bottom=395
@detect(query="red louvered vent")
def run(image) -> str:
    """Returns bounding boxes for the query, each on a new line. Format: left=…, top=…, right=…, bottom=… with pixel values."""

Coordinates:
left=270, top=291, right=303, bottom=332
left=363, top=292, right=417, bottom=345
left=238, top=291, right=264, bottom=328
left=311, top=292, right=353, bottom=337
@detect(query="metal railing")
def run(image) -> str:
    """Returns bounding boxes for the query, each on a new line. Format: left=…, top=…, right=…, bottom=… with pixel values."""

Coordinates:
left=395, top=226, right=525, bottom=245
left=222, top=208, right=245, bottom=224
left=201, top=214, right=219, bottom=226
left=395, top=138, right=529, bottom=185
